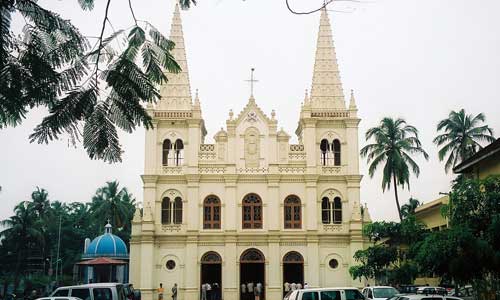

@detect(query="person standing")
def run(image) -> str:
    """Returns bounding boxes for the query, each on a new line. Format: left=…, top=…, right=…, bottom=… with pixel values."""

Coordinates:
left=304, top=283, right=309, bottom=289
left=255, top=283, right=262, bottom=300
left=158, top=284, right=164, bottom=300
left=201, top=284, right=207, bottom=300
left=206, top=283, right=212, bottom=300
left=172, top=284, right=177, bottom=300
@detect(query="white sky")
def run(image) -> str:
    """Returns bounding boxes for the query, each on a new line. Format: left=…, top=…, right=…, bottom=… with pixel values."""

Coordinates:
left=1, top=0, right=499, bottom=221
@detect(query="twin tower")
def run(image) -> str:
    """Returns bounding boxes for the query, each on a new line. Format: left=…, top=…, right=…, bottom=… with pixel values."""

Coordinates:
left=131, top=5, right=371, bottom=300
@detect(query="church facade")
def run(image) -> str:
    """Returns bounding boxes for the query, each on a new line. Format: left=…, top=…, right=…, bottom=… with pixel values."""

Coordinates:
left=130, top=5, right=371, bottom=300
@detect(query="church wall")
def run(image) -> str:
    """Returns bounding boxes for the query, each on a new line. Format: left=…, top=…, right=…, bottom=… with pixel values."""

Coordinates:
left=131, top=6, right=371, bottom=300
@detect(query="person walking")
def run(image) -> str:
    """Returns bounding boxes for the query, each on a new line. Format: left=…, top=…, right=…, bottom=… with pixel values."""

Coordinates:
left=172, top=284, right=177, bottom=300
left=158, top=284, right=164, bottom=300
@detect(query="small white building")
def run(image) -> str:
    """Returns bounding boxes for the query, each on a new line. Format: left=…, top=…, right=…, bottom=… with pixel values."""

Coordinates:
left=130, top=5, right=371, bottom=300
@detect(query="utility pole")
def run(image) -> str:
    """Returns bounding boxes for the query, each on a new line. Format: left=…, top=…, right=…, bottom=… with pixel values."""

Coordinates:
left=55, top=215, right=62, bottom=283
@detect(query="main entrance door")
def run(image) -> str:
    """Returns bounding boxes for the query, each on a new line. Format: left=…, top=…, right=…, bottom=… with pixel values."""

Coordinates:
left=282, top=251, right=304, bottom=297
left=201, top=252, right=222, bottom=300
left=240, top=248, right=265, bottom=300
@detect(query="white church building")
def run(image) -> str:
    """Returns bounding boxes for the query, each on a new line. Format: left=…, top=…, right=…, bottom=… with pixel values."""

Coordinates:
left=130, top=5, right=372, bottom=300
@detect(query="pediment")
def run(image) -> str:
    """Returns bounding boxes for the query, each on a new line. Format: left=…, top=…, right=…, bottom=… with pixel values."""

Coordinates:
left=230, top=96, right=275, bottom=128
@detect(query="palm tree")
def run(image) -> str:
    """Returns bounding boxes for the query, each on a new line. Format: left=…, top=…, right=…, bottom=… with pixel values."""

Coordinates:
left=434, top=109, right=495, bottom=172
left=400, top=197, right=421, bottom=219
left=360, top=118, right=429, bottom=221
left=30, top=187, right=50, bottom=218
left=90, top=181, right=135, bottom=229
left=0, top=202, right=44, bottom=292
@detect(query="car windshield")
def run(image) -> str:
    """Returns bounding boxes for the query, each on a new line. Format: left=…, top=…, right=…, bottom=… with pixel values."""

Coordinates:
left=373, top=288, right=398, bottom=298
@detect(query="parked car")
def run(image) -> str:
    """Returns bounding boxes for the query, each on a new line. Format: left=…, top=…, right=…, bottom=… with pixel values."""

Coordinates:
left=362, top=286, right=399, bottom=300
left=284, top=287, right=365, bottom=300
left=416, top=287, right=448, bottom=296
left=50, top=283, right=127, bottom=300
left=36, top=297, right=83, bottom=300
left=397, top=294, right=463, bottom=300
left=399, top=285, right=421, bottom=294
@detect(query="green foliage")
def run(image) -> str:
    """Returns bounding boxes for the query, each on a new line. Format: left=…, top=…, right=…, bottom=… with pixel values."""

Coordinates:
left=350, top=198, right=426, bottom=285
left=360, top=117, right=429, bottom=220
left=413, top=176, right=500, bottom=292
left=433, top=109, right=495, bottom=172
left=1, top=1, right=190, bottom=163
left=350, top=245, right=398, bottom=281
left=0, top=181, right=136, bottom=291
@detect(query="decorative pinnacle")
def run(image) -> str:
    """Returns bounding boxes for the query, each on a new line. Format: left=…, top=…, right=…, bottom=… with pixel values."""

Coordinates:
left=304, top=89, right=310, bottom=103
left=349, top=89, right=357, bottom=109
left=229, top=109, right=234, bottom=120
left=271, top=109, right=276, bottom=120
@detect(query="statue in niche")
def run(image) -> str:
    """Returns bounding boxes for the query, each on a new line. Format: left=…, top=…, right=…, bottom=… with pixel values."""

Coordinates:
left=218, top=143, right=225, bottom=160
left=245, top=127, right=260, bottom=168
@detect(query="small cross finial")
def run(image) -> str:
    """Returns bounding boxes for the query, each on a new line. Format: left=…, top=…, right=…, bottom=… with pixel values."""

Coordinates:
left=245, top=67, right=259, bottom=97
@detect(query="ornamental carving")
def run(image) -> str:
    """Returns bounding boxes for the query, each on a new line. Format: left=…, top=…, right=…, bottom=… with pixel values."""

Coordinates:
left=162, top=166, right=183, bottom=175
left=245, top=111, right=259, bottom=123
left=321, top=166, right=341, bottom=174
left=161, top=224, right=182, bottom=232
left=244, top=127, right=260, bottom=168
left=199, top=166, right=226, bottom=174
left=237, top=167, right=268, bottom=174
left=323, top=224, right=343, bottom=232
left=278, top=166, right=306, bottom=174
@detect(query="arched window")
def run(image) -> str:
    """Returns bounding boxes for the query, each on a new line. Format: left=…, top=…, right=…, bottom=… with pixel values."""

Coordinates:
left=173, top=197, right=183, bottom=224
left=162, top=139, right=172, bottom=166
left=161, top=197, right=171, bottom=224
left=320, top=139, right=329, bottom=166
left=240, top=248, right=265, bottom=263
left=174, top=139, right=184, bottom=166
left=283, top=251, right=304, bottom=263
left=284, top=196, right=301, bottom=229
left=321, top=197, right=331, bottom=224
left=333, top=197, right=342, bottom=224
left=242, top=194, right=262, bottom=229
left=204, top=195, right=221, bottom=229
left=333, top=139, right=341, bottom=166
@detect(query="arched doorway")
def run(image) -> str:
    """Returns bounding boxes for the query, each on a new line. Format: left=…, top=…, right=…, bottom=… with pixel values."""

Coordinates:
left=282, top=251, right=304, bottom=297
left=240, top=248, right=265, bottom=300
left=200, top=252, right=222, bottom=300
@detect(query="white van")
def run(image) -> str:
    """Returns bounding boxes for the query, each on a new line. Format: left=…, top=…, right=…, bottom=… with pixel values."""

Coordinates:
left=50, top=283, right=127, bottom=300
left=284, top=287, right=365, bottom=300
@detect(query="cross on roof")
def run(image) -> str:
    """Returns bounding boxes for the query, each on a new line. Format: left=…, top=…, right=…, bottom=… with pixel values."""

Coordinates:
left=245, top=68, right=259, bottom=97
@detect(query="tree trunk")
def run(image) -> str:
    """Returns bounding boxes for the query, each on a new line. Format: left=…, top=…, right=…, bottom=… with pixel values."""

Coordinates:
left=393, top=174, right=403, bottom=221
left=12, top=245, right=23, bottom=293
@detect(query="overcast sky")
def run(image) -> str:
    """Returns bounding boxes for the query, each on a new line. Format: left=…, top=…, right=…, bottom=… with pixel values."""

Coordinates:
left=1, top=0, right=499, bottom=221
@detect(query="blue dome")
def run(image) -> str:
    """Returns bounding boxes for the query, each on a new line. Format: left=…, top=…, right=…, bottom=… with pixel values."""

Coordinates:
left=83, top=224, right=128, bottom=259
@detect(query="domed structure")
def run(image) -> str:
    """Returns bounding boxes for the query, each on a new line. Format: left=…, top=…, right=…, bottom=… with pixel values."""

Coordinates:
left=77, top=222, right=129, bottom=283
left=84, top=223, right=128, bottom=259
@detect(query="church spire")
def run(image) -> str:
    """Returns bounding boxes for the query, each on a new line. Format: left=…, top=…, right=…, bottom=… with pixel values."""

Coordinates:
left=158, top=4, right=193, bottom=110
left=310, top=8, right=345, bottom=109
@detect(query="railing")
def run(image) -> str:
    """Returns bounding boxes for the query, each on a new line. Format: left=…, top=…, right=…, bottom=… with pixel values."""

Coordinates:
left=154, top=111, right=193, bottom=119
left=311, top=111, right=350, bottom=118
left=289, top=144, right=304, bottom=152
left=199, top=144, right=216, bottom=160
left=161, top=165, right=183, bottom=175
left=200, top=144, right=215, bottom=151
